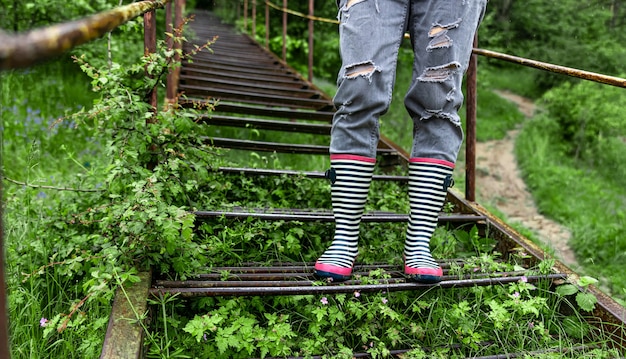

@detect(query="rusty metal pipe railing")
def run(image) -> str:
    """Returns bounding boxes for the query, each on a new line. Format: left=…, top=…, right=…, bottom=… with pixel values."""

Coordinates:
left=473, top=48, right=626, bottom=89
left=0, top=0, right=170, bottom=70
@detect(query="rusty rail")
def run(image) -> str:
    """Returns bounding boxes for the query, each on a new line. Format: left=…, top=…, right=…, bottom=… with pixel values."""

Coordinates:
left=0, top=0, right=170, bottom=70
left=473, top=48, right=626, bottom=89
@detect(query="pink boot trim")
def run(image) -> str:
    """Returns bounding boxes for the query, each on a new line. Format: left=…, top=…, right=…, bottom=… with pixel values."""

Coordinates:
left=314, top=262, right=353, bottom=276
left=404, top=266, right=443, bottom=277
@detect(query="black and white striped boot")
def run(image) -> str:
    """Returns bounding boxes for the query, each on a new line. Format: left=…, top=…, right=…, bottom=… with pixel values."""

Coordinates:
left=404, top=158, right=455, bottom=283
left=314, top=154, right=375, bottom=281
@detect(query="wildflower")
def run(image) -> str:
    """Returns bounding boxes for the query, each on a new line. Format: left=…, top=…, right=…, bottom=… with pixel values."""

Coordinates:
left=520, top=276, right=528, bottom=283
left=320, top=297, right=328, bottom=305
left=528, top=321, right=535, bottom=329
left=203, top=333, right=208, bottom=341
left=473, top=267, right=480, bottom=272
left=40, top=317, right=48, bottom=327
left=381, top=297, right=388, bottom=304
left=512, top=292, right=520, bottom=298
left=353, top=291, right=361, bottom=298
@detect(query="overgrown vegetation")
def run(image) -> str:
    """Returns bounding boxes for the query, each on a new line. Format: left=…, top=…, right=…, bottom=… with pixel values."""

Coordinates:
left=2, top=0, right=626, bottom=357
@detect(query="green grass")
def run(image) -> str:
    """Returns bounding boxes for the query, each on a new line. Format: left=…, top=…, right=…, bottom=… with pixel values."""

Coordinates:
left=516, top=117, right=626, bottom=300
left=2, top=60, right=106, bottom=358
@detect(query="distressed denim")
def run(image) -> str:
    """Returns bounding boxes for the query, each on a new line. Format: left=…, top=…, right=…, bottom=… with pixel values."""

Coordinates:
left=330, top=0, right=487, bottom=162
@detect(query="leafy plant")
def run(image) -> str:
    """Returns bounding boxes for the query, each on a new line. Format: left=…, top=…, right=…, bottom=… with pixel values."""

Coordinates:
left=556, top=276, right=599, bottom=312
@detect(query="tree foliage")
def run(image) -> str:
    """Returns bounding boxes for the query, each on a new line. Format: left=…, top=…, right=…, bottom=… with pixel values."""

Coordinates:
left=0, top=0, right=114, bottom=31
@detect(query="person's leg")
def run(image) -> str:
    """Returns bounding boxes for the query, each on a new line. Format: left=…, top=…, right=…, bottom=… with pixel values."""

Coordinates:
left=315, top=0, right=409, bottom=281
left=402, top=0, right=487, bottom=283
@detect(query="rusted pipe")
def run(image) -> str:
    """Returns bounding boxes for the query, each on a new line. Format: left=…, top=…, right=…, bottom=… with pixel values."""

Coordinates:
left=473, top=48, right=626, bottom=89
left=150, top=274, right=566, bottom=297
left=465, top=35, right=478, bottom=202
left=0, top=0, right=169, bottom=70
left=155, top=269, right=529, bottom=286
left=165, top=0, right=185, bottom=104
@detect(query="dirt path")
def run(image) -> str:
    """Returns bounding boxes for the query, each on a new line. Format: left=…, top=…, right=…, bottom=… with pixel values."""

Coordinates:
left=474, top=90, right=578, bottom=268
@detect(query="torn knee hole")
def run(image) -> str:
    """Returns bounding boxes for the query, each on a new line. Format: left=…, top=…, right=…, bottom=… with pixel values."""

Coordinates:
left=419, top=63, right=460, bottom=82
left=429, top=36, right=452, bottom=49
left=428, top=20, right=462, bottom=49
left=429, top=26, right=447, bottom=37
left=346, top=62, right=376, bottom=78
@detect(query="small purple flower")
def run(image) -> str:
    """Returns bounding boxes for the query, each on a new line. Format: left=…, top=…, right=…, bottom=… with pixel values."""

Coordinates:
left=40, top=317, right=48, bottom=327
left=353, top=291, right=360, bottom=298
left=381, top=297, right=388, bottom=304
left=203, top=333, right=208, bottom=341
left=528, top=321, right=535, bottom=329
left=520, top=276, right=528, bottom=283
left=320, top=297, right=328, bottom=305
left=512, top=291, right=520, bottom=298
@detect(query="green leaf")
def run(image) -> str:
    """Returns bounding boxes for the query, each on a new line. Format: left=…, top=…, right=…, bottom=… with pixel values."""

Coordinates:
left=577, top=276, right=599, bottom=288
left=556, top=284, right=579, bottom=297
left=576, top=292, right=598, bottom=312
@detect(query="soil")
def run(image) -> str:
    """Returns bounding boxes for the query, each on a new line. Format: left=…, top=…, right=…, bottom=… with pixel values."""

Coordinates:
left=474, top=90, right=578, bottom=268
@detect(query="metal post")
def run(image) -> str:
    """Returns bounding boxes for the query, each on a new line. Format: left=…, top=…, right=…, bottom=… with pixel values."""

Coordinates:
left=307, top=0, right=314, bottom=81
left=465, top=34, right=478, bottom=202
left=282, top=0, right=287, bottom=62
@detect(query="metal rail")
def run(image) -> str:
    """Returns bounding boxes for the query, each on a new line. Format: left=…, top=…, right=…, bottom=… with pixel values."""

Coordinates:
left=0, top=0, right=170, bottom=70
left=152, top=272, right=566, bottom=297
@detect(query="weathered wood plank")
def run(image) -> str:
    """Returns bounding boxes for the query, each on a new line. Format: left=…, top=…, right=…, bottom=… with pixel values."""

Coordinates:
left=100, top=271, right=152, bottom=359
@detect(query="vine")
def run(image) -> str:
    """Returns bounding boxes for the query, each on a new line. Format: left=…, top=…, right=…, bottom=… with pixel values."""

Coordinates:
left=35, top=19, right=220, bottom=336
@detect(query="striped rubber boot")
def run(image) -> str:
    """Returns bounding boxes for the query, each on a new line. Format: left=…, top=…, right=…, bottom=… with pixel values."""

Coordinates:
left=404, top=158, right=455, bottom=283
left=314, top=154, right=375, bottom=281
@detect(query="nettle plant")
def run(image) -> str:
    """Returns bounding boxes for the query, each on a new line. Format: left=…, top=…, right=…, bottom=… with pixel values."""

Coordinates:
left=38, top=23, right=220, bottom=334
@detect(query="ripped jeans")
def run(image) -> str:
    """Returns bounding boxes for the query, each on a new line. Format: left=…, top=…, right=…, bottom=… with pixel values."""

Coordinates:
left=330, top=0, right=487, bottom=162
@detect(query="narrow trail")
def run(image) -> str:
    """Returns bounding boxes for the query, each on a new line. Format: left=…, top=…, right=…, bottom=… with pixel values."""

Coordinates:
left=474, top=91, right=578, bottom=269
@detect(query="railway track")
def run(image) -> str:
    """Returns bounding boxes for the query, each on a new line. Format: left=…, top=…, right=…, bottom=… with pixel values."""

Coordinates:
left=102, top=9, right=626, bottom=359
